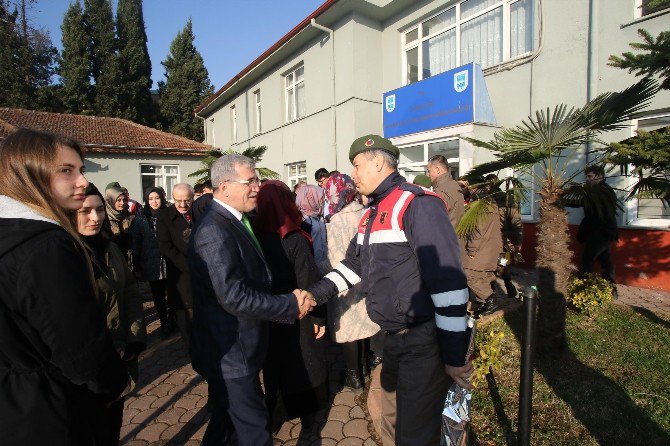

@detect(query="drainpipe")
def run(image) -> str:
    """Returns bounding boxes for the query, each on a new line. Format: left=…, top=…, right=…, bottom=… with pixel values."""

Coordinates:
left=586, top=0, right=598, bottom=166
left=310, top=18, right=337, bottom=170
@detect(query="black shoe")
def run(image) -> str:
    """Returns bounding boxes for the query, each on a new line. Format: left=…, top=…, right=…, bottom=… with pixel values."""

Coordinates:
left=343, top=368, right=363, bottom=392
left=505, top=281, right=519, bottom=300
left=300, top=413, right=316, bottom=432
left=478, top=297, right=500, bottom=316
left=368, top=354, right=382, bottom=370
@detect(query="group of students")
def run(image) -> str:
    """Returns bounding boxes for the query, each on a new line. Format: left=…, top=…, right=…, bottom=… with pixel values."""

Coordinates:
left=0, top=128, right=387, bottom=445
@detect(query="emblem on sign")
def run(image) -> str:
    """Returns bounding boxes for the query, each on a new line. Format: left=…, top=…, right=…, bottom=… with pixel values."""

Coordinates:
left=454, top=70, right=468, bottom=93
left=385, top=94, right=396, bottom=112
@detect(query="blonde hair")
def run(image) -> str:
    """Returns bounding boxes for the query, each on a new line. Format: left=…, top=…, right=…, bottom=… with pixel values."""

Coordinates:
left=0, top=128, right=96, bottom=286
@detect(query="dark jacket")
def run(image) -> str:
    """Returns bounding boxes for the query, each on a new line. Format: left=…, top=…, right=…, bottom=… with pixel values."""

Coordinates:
left=0, top=196, right=128, bottom=446
left=308, top=172, right=470, bottom=367
left=131, top=212, right=165, bottom=281
left=576, top=181, right=619, bottom=243
left=188, top=200, right=299, bottom=380
left=191, top=193, right=213, bottom=227
left=156, top=206, right=192, bottom=309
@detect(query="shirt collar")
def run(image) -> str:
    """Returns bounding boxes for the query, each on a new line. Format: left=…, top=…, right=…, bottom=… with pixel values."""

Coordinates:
left=213, top=197, right=243, bottom=221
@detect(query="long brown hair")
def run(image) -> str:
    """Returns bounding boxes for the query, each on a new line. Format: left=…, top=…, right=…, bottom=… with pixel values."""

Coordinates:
left=0, top=128, right=96, bottom=285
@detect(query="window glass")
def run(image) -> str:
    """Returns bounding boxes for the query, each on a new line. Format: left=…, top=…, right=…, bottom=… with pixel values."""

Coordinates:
left=422, top=8, right=456, bottom=36
left=511, top=0, right=533, bottom=57
left=428, top=140, right=459, bottom=160
left=460, top=6, right=503, bottom=68
left=460, top=0, right=498, bottom=19
left=641, top=0, right=670, bottom=15
left=405, top=28, right=419, bottom=44
left=399, top=144, right=424, bottom=164
left=295, top=66, right=304, bottom=82
left=406, top=47, right=419, bottom=84
left=287, top=88, right=295, bottom=121
left=632, top=116, right=670, bottom=221
left=141, top=164, right=179, bottom=198
left=295, top=82, right=305, bottom=119
left=422, top=28, right=457, bottom=79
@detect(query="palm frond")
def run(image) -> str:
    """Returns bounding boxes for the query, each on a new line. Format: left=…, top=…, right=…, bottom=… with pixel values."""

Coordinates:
left=456, top=198, right=496, bottom=240
left=626, top=175, right=670, bottom=203
left=561, top=182, right=623, bottom=218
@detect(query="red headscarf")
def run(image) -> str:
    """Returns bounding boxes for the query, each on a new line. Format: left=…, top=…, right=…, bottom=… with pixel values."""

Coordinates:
left=254, top=180, right=312, bottom=242
left=324, top=173, right=357, bottom=215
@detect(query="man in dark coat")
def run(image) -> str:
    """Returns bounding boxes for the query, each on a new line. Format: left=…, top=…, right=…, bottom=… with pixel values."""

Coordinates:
left=189, top=154, right=314, bottom=446
left=157, top=183, right=194, bottom=344
left=576, top=165, right=619, bottom=289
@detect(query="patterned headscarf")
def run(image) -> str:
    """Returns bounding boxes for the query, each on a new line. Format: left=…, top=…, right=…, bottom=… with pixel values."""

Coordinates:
left=104, top=185, right=129, bottom=223
left=324, top=173, right=357, bottom=216
left=295, top=184, right=324, bottom=218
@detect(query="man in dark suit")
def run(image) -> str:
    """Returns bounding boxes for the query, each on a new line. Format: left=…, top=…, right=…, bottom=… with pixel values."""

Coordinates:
left=189, top=154, right=315, bottom=446
left=156, top=183, right=194, bottom=344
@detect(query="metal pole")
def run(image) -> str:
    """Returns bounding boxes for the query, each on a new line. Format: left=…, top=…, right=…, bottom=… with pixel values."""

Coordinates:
left=518, top=286, right=538, bottom=446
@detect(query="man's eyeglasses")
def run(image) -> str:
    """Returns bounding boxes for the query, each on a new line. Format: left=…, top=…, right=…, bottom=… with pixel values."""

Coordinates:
left=227, top=177, right=261, bottom=187
left=174, top=199, right=193, bottom=205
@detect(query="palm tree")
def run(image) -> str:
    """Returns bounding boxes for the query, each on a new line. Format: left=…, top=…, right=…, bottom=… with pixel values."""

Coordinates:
left=189, top=145, right=280, bottom=184
left=462, top=78, right=657, bottom=356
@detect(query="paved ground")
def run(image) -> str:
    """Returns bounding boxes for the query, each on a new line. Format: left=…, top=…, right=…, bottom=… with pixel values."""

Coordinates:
left=121, top=270, right=670, bottom=445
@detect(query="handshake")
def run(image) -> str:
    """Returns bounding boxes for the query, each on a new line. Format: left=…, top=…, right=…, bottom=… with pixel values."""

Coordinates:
left=292, top=289, right=316, bottom=319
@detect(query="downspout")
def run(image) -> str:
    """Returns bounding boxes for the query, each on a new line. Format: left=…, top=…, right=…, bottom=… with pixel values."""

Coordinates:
left=310, top=18, right=337, bottom=170
left=586, top=0, right=598, bottom=166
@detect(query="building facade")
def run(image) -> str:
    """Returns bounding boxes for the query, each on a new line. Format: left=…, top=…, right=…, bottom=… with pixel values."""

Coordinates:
left=195, top=0, right=670, bottom=289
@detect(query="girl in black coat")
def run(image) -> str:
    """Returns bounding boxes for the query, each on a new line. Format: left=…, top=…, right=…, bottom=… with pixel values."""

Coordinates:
left=254, top=180, right=329, bottom=432
left=0, top=129, right=129, bottom=446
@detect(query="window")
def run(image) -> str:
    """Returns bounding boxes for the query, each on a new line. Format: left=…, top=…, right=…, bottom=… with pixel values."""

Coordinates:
left=637, top=0, right=670, bottom=17
left=285, top=65, right=305, bottom=122
left=397, top=138, right=461, bottom=181
left=209, top=118, right=216, bottom=146
left=141, top=164, right=179, bottom=197
left=625, top=113, right=670, bottom=227
left=403, top=0, right=533, bottom=84
left=231, top=105, right=237, bottom=143
left=254, top=90, right=262, bottom=134
left=287, top=162, right=307, bottom=189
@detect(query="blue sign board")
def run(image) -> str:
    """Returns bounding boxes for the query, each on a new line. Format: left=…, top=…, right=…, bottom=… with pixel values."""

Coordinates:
left=382, top=63, right=495, bottom=139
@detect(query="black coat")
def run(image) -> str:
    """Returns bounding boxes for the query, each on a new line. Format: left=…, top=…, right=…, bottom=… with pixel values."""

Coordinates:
left=577, top=181, right=619, bottom=243
left=188, top=201, right=298, bottom=380
left=259, top=231, right=328, bottom=412
left=0, top=200, right=129, bottom=446
left=156, top=206, right=193, bottom=309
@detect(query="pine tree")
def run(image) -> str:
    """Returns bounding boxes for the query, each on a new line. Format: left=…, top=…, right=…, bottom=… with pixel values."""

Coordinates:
left=83, top=0, right=122, bottom=116
left=116, top=0, right=153, bottom=124
left=0, top=4, right=24, bottom=106
left=60, top=0, right=91, bottom=113
left=158, top=19, right=213, bottom=141
left=608, top=29, right=670, bottom=90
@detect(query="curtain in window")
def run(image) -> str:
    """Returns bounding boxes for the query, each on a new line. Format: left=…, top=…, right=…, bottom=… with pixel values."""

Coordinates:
left=295, top=82, right=305, bottom=119
left=460, top=6, right=502, bottom=68
left=423, top=28, right=457, bottom=79
left=460, top=0, right=499, bottom=19
left=510, top=0, right=533, bottom=57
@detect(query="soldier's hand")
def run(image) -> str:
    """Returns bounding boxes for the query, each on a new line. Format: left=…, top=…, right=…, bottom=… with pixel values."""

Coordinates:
left=293, top=289, right=316, bottom=319
left=445, top=361, right=474, bottom=389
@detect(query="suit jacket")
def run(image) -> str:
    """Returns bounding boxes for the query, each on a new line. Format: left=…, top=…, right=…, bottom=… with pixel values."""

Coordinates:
left=188, top=200, right=298, bottom=380
left=156, top=206, right=192, bottom=309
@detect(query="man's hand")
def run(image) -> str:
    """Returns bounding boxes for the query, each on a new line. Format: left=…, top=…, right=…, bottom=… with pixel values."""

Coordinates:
left=314, top=324, right=326, bottom=339
left=293, top=289, right=316, bottom=319
left=445, top=361, right=474, bottom=389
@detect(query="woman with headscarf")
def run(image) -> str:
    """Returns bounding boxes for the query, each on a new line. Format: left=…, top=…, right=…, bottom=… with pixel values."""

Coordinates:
left=0, top=129, right=129, bottom=445
left=132, top=187, right=174, bottom=338
left=323, top=174, right=380, bottom=391
left=295, top=184, right=329, bottom=274
left=76, top=183, right=147, bottom=445
left=105, top=185, right=135, bottom=265
left=254, top=181, right=328, bottom=432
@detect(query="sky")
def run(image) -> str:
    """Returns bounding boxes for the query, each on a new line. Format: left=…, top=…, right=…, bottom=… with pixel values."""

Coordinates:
left=30, top=0, right=325, bottom=90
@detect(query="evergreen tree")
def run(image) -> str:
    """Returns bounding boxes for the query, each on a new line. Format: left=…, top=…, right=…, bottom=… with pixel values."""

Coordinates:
left=158, top=19, right=213, bottom=141
left=60, top=0, right=91, bottom=113
left=116, top=0, right=153, bottom=124
left=609, top=29, right=670, bottom=90
left=83, top=0, right=122, bottom=116
left=0, top=5, right=25, bottom=106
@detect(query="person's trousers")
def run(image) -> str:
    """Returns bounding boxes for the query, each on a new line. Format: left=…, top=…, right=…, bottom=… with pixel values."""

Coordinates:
left=148, top=279, right=170, bottom=326
left=379, top=320, right=450, bottom=446
left=580, top=237, right=616, bottom=282
left=202, top=372, right=272, bottom=446
left=465, top=268, right=497, bottom=303
left=175, top=308, right=193, bottom=346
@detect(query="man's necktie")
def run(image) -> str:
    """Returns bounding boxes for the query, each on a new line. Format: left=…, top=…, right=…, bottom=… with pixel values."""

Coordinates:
left=241, top=214, right=262, bottom=252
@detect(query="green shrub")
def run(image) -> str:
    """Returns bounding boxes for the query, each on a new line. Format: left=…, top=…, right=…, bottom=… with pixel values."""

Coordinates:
left=472, top=329, right=506, bottom=388
left=566, top=273, right=614, bottom=316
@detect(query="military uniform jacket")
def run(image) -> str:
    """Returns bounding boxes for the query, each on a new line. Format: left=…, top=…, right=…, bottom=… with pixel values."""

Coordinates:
left=308, top=172, right=470, bottom=367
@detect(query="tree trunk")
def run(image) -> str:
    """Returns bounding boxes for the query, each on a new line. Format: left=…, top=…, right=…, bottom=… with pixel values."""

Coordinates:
left=535, top=196, right=574, bottom=357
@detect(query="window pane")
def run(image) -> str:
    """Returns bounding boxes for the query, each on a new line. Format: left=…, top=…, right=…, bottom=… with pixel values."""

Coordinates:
left=287, top=88, right=295, bottom=121
left=406, top=47, right=419, bottom=84
left=286, top=72, right=293, bottom=87
left=428, top=140, right=459, bottom=160
left=510, top=0, right=533, bottom=57
left=165, top=176, right=177, bottom=195
left=405, top=28, right=418, bottom=44
left=637, top=198, right=670, bottom=219
left=398, top=144, right=424, bottom=164
left=638, top=115, right=670, bottom=131
left=422, top=28, right=457, bottom=79
left=460, top=7, right=503, bottom=68
left=518, top=170, right=533, bottom=216
left=298, top=163, right=306, bottom=175
left=141, top=164, right=161, bottom=174
left=165, top=166, right=178, bottom=175
left=141, top=175, right=156, bottom=196
left=295, top=82, right=305, bottom=118
left=460, top=0, right=499, bottom=19
left=422, top=8, right=456, bottom=36
left=295, top=66, right=304, bottom=82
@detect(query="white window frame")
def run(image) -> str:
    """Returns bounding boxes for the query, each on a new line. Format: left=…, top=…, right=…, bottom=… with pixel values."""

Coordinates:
left=140, top=164, right=180, bottom=195
left=254, top=90, right=262, bottom=134
left=285, top=65, right=305, bottom=123
left=397, top=137, right=463, bottom=181
left=286, top=161, right=307, bottom=189
left=231, top=105, right=237, bottom=144
left=209, top=118, right=215, bottom=146
left=402, top=0, right=534, bottom=85
left=624, top=113, right=670, bottom=228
